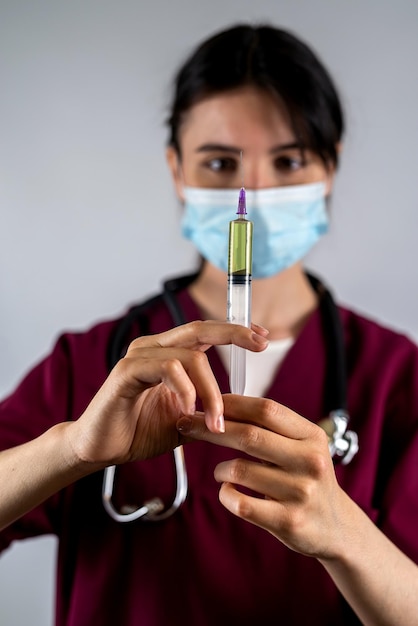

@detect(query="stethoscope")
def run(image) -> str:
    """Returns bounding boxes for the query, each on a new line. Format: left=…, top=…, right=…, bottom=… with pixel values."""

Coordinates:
left=102, top=272, right=359, bottom=523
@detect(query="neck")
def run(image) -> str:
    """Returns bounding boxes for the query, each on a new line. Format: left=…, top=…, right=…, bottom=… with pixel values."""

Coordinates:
left=188, top=262, right=318, bottom=340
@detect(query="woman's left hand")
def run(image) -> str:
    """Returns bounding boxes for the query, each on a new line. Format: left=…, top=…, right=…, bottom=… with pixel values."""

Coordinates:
left=178, top=395, right=418, bottom=626
left=177, top=394, right=351, bottom=560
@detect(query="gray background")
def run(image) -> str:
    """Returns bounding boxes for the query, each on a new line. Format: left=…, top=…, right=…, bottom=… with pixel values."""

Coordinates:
left=1, top=1, right=417, bottom=623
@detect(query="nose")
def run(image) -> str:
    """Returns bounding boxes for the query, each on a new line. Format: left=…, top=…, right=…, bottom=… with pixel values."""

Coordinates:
left=242, top=163, right=276, bottom=190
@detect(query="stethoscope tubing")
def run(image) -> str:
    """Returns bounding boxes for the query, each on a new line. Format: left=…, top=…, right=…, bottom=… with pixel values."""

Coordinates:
left=102, top=271, right=358, bottom=523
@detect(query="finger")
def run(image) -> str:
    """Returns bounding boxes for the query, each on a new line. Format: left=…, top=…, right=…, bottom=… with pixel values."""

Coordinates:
left=250, top=322, right=270, bottom=338
left=221, top=394, right=320, bottom=440
left=127, top=320, right=269, bottom=353
left=177, top=349, right=225, bottom=433
left=177, top=414, right=286, bottom=465
left=112, top=353, right=197, bottom=415
left=177, top=395, right=320, bottom=442
left=177, top=412, right=328, bottom=470
left=218, top=482, right=286, bottom=538
left=122, top=348, right=225, bottom=433
left=214, top=458, right=299, bottom=503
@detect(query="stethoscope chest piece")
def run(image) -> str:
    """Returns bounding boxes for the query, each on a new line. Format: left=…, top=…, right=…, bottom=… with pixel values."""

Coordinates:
left=318, top=410, right=359, bottom=465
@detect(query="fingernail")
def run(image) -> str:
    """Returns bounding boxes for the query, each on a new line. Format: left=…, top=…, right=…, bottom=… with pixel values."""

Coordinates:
left=177, top=417, right=193, bottom=434
left=251, top=322, right=270, bottom=335
left=252, top=332, right=269, bottom=345
left=216, top=414, right=225, bottom=433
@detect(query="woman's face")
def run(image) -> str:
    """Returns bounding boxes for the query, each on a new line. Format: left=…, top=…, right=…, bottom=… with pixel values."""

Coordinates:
left=167, top=85, right=335, bottom=198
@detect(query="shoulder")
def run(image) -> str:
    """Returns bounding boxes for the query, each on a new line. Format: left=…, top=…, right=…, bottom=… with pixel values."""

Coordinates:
left=339, top=305, right=418, bottom=391
left=55, top=289, right=170, bottom=359
left=340, top=305, right=417, bottom=356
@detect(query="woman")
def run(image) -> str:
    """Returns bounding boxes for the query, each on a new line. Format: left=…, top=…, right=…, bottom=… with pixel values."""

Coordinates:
left=1, top=23, right=418, bottom=626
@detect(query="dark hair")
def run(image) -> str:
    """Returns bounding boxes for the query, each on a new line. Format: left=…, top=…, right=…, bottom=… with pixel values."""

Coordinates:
left=166, top=23, right=344, bottom=168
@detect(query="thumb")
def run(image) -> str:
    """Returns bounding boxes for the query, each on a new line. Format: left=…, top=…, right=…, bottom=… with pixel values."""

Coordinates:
left=176, top=413, right=214, bottom=443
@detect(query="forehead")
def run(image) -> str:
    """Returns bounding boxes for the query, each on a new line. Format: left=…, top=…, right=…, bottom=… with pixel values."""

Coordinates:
left=178, top=86, right=296, bottom=150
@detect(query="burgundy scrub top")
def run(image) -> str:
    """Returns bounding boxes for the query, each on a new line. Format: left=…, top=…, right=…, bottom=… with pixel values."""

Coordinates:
left=1, top=286, right=418, bottom=626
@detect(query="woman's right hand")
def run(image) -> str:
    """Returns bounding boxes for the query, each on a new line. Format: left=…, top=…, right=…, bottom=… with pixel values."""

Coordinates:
left=66, top=320, right=269, bottom=469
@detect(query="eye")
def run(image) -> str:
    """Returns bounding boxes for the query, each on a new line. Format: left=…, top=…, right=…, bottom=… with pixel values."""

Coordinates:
left=205, top=157, right=237, bottom=173
left=274, top=155, right=305, bottom=172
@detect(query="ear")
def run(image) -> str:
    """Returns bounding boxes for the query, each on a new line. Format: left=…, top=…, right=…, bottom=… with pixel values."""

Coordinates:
left=166, top=146, right=185, bottom=202
left=324, top=143, right=342, bottom=196
left=324, top=167, right=336, bottom=196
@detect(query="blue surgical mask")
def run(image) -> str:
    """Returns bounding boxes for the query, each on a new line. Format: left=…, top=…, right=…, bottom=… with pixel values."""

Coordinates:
left=181, top=181, right=329, bottom=279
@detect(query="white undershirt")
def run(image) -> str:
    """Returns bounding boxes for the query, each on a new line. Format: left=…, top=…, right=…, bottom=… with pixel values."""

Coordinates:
left=216, top=337, right=295, bottom=397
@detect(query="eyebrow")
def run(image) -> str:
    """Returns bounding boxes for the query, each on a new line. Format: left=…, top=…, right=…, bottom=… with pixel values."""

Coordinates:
left=270, top=142, right=303, bottom=154
left=196, top=143, right=242, bottom=155
left=195, top=142, right=303, bottom=155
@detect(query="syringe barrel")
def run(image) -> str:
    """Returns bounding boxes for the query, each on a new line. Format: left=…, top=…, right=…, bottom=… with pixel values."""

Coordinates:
left=227, top=217, right=253, bottom=395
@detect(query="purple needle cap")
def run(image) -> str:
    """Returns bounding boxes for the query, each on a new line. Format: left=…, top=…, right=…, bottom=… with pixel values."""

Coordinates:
left=237, top=187, right=247, bottom=215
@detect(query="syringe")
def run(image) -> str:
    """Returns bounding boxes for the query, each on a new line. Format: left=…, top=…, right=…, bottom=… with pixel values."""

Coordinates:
left=227, top=183, right=253, bottom=394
